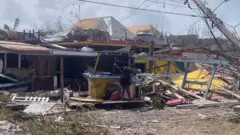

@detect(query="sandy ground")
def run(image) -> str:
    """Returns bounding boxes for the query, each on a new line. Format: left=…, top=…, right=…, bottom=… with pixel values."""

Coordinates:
left=0, top=107, right=239, bottom=135
left=97, top=107, right=240, bottom=135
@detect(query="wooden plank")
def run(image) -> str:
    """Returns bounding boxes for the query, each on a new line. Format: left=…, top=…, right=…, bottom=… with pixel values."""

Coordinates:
left=213, top=84, right=240, bottom=100
left=148, top=41, right=154, bottom=72
left=159, top=80, right=204, bottom=99
left=70, top=97, right=104, bottom=103
left=204, top=64, right=217, bottom=98
left=177, top=101, right=240, bottom=109
left=60, top=57, right=64, bottom=103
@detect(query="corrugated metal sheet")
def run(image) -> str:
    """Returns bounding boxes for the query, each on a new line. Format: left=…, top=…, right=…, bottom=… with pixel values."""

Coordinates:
left=52, top=50, right=98, bottom=56
left=0, top=41, right=51, bottom=54
left=58, top=41, right=163, bottom=48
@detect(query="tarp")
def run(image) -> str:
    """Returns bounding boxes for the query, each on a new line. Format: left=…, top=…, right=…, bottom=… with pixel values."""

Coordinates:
left=172, top=69, right=228, bottom=90
left=135, top=59, right=185, bottom=74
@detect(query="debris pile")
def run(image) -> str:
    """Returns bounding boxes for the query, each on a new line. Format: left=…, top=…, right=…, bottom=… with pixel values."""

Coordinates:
left=137, top=66, right=240, bottom=109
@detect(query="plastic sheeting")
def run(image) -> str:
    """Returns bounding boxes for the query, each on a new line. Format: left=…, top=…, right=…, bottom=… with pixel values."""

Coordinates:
left=172, top=69, right=228, bottom=91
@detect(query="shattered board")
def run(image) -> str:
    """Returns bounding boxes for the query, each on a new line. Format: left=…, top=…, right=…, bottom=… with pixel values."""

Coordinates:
left=23, top=102, right=56, bottom=115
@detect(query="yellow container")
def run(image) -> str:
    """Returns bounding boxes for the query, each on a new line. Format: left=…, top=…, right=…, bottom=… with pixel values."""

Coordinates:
left=83, top=73, right=120, bottom=99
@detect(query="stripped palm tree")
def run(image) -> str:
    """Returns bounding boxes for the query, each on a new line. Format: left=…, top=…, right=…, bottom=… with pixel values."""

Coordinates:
left=3, top=18, right=20, bottom=39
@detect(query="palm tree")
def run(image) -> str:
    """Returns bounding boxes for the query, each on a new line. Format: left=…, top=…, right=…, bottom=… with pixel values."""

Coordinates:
left=3, top=18, right=20, bottom=39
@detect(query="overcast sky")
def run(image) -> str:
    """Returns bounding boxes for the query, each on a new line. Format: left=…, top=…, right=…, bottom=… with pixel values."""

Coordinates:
left=0, top=0, right=240, bottom=36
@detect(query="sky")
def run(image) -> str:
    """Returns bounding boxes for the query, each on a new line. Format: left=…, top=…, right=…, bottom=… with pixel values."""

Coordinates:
left=0, top=0, right=240, bottom=37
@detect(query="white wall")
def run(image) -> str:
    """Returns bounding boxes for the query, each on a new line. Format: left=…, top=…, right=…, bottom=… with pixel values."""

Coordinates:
left=95, top=18, right=108, bottom=32
left=106, top=17, right=135, bottom=40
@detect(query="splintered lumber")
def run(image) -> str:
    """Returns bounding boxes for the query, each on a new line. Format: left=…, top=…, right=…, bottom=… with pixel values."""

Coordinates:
left=213, top=84, right=240, bottom=100
left=158, top=80, right=204, bottom=99
left=177, top=101, right=240, bottom=109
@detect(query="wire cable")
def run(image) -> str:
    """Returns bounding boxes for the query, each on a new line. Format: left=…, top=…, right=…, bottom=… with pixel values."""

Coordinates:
left=119, top=0, right=165, bottom=23
left=167, top=0, right=196, bottom=5
left=118, top=0, right=147, bottom=22
left=78, top=0, right=204, bottom=18
left=118, top=0, right=146, bottom=21
left=146, top=0, right=197, bottom=9
left=174, top=18, right=202, bottom=34
left=213, top=0, right=230, bottom=12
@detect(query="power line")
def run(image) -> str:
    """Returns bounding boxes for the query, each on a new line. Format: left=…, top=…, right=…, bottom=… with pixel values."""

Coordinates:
left=118, top=0, right=147, bottom=22
left=174, top=18, right=202, bottom=34
left=146, top=0, right=197, bottom=9
left=120, top=1, right=159, bottom=22
left=213, top=0, right=230, bottom=12
left=167, top=0, right=197, bottom=5
left=78, top=0, right=203, bottom=18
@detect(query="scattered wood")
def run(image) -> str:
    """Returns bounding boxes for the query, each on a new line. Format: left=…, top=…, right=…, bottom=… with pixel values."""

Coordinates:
left=177, top=101, right=240, bottom=109
left=213, top=84, right=240, bottom=100
left=158, top=80, right=204, bottom=99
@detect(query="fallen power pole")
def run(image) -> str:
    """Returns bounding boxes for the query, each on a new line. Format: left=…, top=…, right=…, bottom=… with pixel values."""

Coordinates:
left=190, top=0, right=240, bottom=48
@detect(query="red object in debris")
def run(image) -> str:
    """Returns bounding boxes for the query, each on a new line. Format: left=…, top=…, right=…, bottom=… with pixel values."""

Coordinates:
left=110, top=91, right=121, bottom=101
left=166, top=98, right=185, bottom=106
left=193, top=91, right=202, bottom=95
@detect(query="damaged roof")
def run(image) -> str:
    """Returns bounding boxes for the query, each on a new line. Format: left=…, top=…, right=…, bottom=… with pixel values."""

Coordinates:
left=0, top=41, right=99, bottom=57
left=0, top=41, right=51, bottom=54
left=127, top=25, right=161, bottom=35
left=71, top=17, right=100, bottom=30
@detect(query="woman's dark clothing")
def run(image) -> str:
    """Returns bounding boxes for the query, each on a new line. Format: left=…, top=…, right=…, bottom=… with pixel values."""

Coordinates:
left=119, top=67, right=132, bottom=99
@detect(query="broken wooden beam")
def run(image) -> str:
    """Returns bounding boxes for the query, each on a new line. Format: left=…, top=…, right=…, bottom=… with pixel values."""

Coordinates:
left=158, top=80, right=204, bottom=99
left=177, top=101, right=240, bottom=109
left=213, top=84, right=240, bottom=100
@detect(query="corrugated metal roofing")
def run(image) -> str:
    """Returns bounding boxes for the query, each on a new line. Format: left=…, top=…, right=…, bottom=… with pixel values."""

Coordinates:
left=0, top=41, right=51, bottom=54
left=58, top=41, right=163, bottom=48
left=0, top=41, right=99, bottom=57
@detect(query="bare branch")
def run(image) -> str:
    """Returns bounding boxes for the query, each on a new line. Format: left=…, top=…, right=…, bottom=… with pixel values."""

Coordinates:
left=56, top=16, right=64, bottom=32
left=13, top=18, right=20, bottom=31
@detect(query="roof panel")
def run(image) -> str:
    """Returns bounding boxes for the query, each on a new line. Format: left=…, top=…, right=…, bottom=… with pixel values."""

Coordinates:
left=71, top=18, right=100, bottom=30
left=0, top=41, right=51, bottom=54
left=127, top=25, right=160, bottom=35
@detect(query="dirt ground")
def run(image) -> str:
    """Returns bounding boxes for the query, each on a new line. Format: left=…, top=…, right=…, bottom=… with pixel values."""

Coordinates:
left=96, top=107, right=240, bottom=135
left=0, top=106, right=239, bottom=135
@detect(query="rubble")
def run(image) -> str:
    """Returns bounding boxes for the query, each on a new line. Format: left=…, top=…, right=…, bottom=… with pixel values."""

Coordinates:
left=233, top=105, right=240, bottom=113
left=23, top=103, right=57, bottom=115
left=1, top=2, right=240, bottom=134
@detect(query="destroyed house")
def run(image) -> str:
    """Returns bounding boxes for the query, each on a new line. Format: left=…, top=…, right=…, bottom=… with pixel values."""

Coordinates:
left=71, top=16, right=135, bottom=40
left=41, top=17, right=165, bottom=53
left=0, top=40, right=99, bottom=92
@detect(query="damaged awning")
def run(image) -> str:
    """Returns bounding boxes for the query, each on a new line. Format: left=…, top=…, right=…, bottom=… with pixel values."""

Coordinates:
left=52, top=50, right=98, bottom=56
left=0, top=41, right=98, bottom=57
left=0, top=41, right=51, bottom=54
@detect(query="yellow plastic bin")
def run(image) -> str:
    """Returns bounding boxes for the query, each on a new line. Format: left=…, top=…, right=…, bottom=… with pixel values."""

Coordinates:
left=83, top=73, right=120, bottom=99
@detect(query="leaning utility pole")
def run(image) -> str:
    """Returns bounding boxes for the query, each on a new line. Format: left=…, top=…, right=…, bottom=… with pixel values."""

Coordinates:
left=190, top=0, right=240, bottom=48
